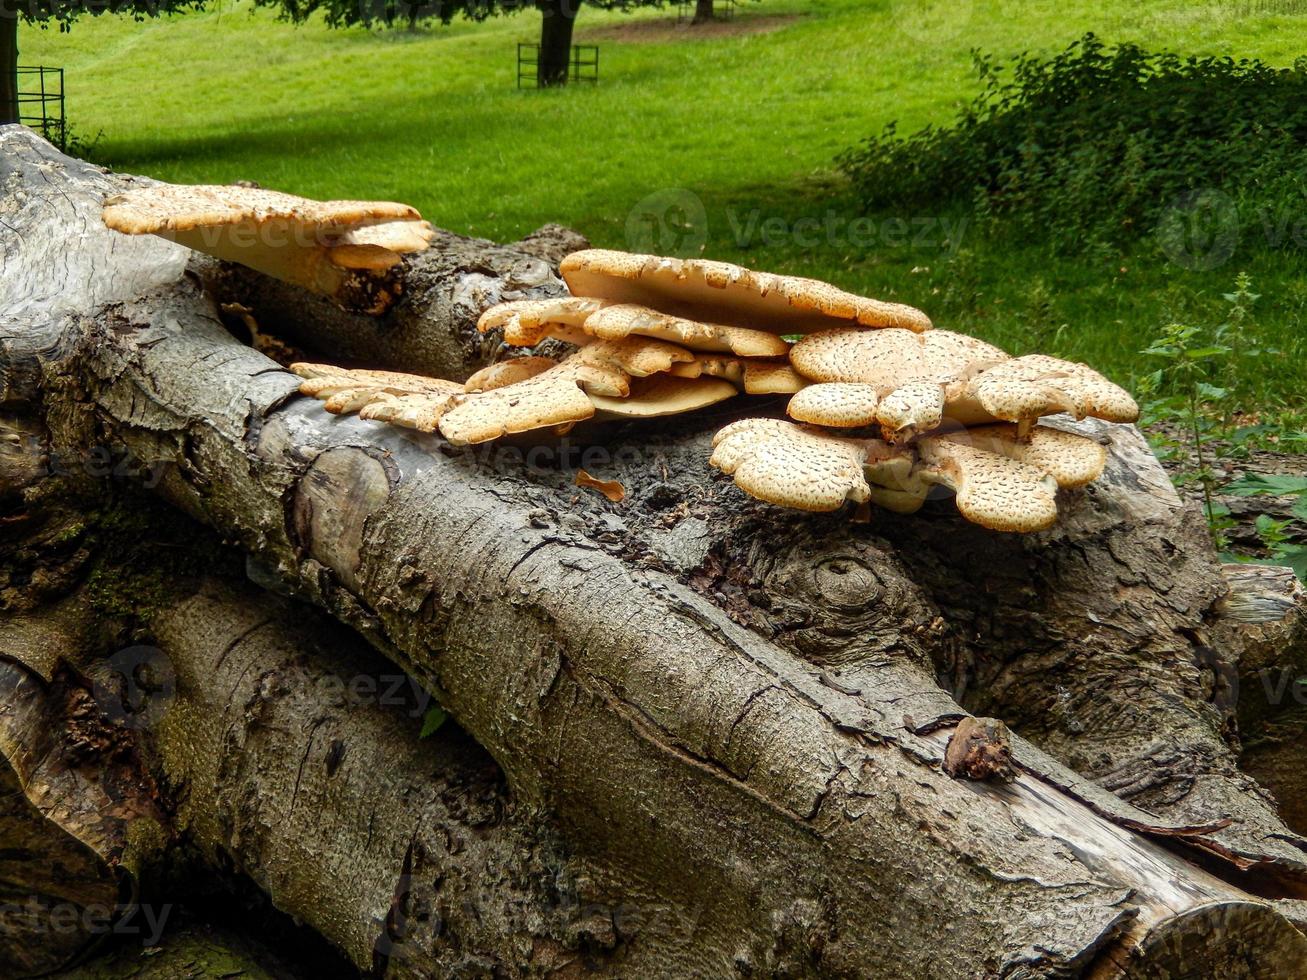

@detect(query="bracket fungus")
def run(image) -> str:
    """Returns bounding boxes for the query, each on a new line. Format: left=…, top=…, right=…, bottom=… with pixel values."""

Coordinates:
left=560, top=250, right=932, bottom=334
left=787, top=328, right=1139, bottom=442
left=477, top=297, right=790, bottom=359
left=581, top=304, right=791, bottom=357
left=910, top=437, right=1061, bottom=534
left=464, top=357, right=559, bottom=393
left=589, top=374, right=738, bottom=420
left=292, top=363, right=465, bottom=430
left=476, top=297, right=608, bottom=347
left=663, top=355, right=812, bottom=398
left=709, top=418, right=1109, bottom=532
left=290, top=246, right=1133, bottom=534
left=294, top=337, right=702, bottom=446
left=710, top=418, right=888, bottom=512
left=103, top=182, right=432, bottom=314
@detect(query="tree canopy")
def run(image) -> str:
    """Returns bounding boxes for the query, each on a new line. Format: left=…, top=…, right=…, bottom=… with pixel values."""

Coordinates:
left=255, top=0, right=668, bottom=85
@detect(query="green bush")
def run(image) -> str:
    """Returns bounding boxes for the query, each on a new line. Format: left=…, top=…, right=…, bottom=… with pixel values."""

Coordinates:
left=837, top=34, right=1307, bottom=256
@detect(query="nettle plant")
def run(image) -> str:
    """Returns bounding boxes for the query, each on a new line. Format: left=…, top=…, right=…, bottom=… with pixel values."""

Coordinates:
left=1225, top=475, right=1307, bottom=582
left=1140, top=274, right=1307, bottom=577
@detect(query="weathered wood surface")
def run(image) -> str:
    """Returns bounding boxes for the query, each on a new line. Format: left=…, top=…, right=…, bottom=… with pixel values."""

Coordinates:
left=1220, top=563, right=1307, bottom=836
left=200, top=224, right=589, bottom=383
left=0, top=478, right=581, bottom=978
left=5, top=126, right=1307, bottom=977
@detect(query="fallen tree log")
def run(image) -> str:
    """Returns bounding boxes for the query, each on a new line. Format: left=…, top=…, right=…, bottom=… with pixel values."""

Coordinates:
left=1218, top=562, right=1307, bottom=835
left=199, top=224, right=589, bottom=382
left=6, top=126, right=1307, bottom=976
left=0, top=481, right=586, bottom=978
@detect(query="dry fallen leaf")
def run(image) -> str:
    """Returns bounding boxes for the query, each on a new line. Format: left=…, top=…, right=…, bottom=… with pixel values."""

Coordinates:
left=575, top=469, right=626, bottom=503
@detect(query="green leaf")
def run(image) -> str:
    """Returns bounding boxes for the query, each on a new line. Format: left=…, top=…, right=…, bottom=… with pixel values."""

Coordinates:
left=1185, top=345, right=1233, bottom=359
left=1261, top=545, right=1307, bottom=584
left=1293, top=497, right=1307, bottom=523
left=1224, top=473, right=1307, bottom=497
left=419, top=706, right=448, bottom=739
left=1255, top=513, right=1291, bottom=544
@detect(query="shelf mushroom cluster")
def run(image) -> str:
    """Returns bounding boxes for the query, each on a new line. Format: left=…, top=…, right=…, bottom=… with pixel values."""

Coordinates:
left=287, top=248, right=1138, bottom=533
left=103, top=182, right=435, bottom=313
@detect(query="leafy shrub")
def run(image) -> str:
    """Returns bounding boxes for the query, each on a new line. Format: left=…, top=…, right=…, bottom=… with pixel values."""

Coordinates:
left=837, top=34, right=1307, bottom=255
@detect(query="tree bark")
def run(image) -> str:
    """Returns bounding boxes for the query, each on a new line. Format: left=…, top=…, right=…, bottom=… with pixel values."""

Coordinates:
left=0, top=15, right=18, bottom=127
left=199, top=221, right=586, bottom=385
left=7, top=125, right=1307, bottom=976
left=0, top=676, right=125, bottom=977
left=1218, top=563, right=1307, bottom=835
left=536, top=0, right=579, bottom=87
left=694, top=0, right=716, bottom=24
left=0, top=474, right=586, bottom=977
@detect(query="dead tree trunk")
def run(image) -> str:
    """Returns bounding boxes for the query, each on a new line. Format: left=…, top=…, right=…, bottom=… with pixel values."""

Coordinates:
left=6, top=126, right=1307, bottom=976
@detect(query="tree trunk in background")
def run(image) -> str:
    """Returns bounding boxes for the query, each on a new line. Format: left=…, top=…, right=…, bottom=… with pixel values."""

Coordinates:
left=0, top=16, right=18, bottom=126
left=536, top=0, right=578, bottom=87
left=694, top=0, right=715, bottom=23
left=8, top=126, right=1307, bottom=976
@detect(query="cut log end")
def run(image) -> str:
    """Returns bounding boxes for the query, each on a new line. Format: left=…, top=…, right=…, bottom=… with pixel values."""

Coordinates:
left=1093, top=901, right=1307, bottom=978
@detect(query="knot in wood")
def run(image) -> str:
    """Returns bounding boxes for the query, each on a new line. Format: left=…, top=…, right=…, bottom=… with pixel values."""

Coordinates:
left=943, top=717, right=1016, bottom=783
left=812, top=554, right=884, bottom=611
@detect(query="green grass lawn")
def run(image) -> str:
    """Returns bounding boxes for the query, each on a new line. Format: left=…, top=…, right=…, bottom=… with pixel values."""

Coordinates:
left=19, top=0, right=1307, bottom=405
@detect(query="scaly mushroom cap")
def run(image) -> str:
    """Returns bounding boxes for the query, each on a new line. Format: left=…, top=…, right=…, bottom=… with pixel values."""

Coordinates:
left=438, top=337, right=694, bottom=445
left=103, top=183, right=427, bottom=315
left=742, top=361, right=809, bottom=396
left=787, top=383, right=882, bottom=428
left=334, top=219, right=435, bottom=254
left=957, top=355, right=1140, bottom=425
left=437, top=365, right=596, bottom=445
left=581, top=304, right=791, bottom=357
left=942, top=424, right=1108, bottom=489
left=360, top=393, right=462, bottom=431
left=710, top=418, right=887, bottom=512
left=292, top=363, right=464, bottom=429
left=464, top=357, right=558, bottom=393
left=789, top=328, right=1006, bottom=386
left=561, top=250, right=932, bottom=334
left=790, top=330, right=1138, bottom=438
left=874, top=380, right=947, bottom=439
left=668, top=354, right=748, bottom=387
left=102, top=184, right=420, bottom=235
left=913, top=437, right=1060, bottom=533
left=710, top=418, right=1102, bottom=530
left=576, top=337, right=694, bottom=380
left=590, top=375, right=738, bottom=420
left=297, top=335, right=700, bottom=444
left=477, top=297, right=608, bottom=347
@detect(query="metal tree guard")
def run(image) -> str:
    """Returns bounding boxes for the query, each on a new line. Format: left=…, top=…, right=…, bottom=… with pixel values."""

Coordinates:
left=16, top=66, right=65, bottom=151
left=516, top=44, right=599, bottom=89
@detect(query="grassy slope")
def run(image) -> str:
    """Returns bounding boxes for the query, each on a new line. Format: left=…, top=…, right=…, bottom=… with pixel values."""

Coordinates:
left=20, top=0, right=1307, bottom=400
